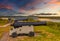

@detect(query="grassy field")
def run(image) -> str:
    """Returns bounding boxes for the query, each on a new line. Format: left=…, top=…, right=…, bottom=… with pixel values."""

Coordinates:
left=0, top=19, right=60, bottom=41
left=0, top=19, right=8, bottom=26
left=0, top=19, right=10, bottom=39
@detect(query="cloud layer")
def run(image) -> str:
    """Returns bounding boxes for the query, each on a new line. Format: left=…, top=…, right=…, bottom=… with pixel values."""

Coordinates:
left=0, top=0, right=60, bottom=16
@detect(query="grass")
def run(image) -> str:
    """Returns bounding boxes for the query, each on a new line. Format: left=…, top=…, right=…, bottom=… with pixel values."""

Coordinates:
left=0, top=19, right=9, bottom=38
left=34, top=26, right=60, bottom=35
left=0, top=19, right=60, bottom=41
left=0, top=19, right=8, bottom=26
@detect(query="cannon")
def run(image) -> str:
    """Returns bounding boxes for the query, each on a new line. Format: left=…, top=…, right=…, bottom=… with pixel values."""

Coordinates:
left=12, top=21, right=47, bottom=27
left=9, top=21, right=47, bottom=38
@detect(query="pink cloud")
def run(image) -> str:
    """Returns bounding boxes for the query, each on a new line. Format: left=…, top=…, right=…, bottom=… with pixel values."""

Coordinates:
left=5, top=5, right=13, bottom=10
left=47, top=0, right=60, bottom=9
left=0, top=4, right=13, bottom=10
left=18, top=7, right=26, bottom=12
left=48, top=0, right=60, bottom=4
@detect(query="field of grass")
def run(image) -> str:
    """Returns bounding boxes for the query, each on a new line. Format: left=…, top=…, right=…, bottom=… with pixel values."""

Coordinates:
left=0, top=19, right=60, bottom=41
left=0, top=19, right=10, bottom=39
left=0, top=19, right=8, bottom=26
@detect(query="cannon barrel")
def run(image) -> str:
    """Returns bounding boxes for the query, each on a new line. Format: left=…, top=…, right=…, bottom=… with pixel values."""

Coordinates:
left=11, top=21, right=47, bottom=27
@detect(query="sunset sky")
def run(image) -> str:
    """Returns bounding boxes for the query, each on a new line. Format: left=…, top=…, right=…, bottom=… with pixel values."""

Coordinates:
left=0, top=0, right=60, bottom=16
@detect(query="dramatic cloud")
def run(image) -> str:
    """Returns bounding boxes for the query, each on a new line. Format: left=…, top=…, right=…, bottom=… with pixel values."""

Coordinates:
left=0, top=0, right=60, bottom=16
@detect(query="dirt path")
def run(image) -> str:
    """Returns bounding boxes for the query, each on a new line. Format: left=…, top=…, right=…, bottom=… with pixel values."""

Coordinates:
left=0, top=32, right=9, bottom=41
left=0, top=23, right=11, bottom=27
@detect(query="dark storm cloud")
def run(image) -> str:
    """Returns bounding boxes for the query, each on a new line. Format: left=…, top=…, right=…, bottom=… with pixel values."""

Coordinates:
left=1, top=0, right=59, bottom=11
left=0, top=0, right=34, bottom=8
left=0, top=0, right=48, bottom=10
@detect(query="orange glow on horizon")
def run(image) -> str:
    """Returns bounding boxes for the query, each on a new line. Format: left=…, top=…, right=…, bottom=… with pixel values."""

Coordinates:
left=48, top=0, right=60, bottom=5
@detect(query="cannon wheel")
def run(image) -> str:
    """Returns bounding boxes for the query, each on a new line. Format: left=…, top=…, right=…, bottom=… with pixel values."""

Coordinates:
left=28, top=32, right=34, bottom=37
left=11, top=32, right=17, bottom=38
